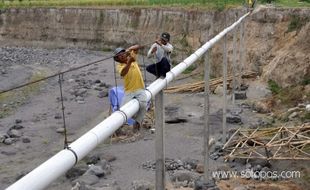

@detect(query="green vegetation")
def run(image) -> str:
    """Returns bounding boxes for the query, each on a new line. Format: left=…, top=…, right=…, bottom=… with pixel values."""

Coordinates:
left=301, top=78, right=310, bottom=85
left=42, top=139, right=49, bottom=144
left=268, top=79, right=281, bottom=94
left=269, top=77, right=310, bottom=113
left=182, top=64, right=197, bottom=74
left=278, top=86, right=304, bottom=105
left=0, top=0, right=309, bottom=9
left=301, top=112, right=310, bottom=122
left=268, top=80, right=305, bottom=108
left=102, top=47, right=113, bottom=52
left=276, top=0, right=310, bottom=7
left=287, top=15, right=308, bottom=33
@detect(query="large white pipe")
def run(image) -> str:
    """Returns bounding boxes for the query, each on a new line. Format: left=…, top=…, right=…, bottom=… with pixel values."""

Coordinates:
left=6, top=12, right=250, bottom=190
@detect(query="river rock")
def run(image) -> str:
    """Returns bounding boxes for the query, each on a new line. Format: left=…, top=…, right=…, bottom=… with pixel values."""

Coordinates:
left=306, top=104, right=310, bottom=112
left=235, top=91, right=247, bottom=100
left=86, top=165, right=105, bottom=178
left=73, top=173, right=99, bottom=186
left=131, top=180, right=154, bottom=190
left=7, top=129, right=22, bottom=138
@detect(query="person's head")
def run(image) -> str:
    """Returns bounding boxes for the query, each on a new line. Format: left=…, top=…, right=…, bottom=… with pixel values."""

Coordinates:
left=160, top=32, right=170, bottom=45
left=113, top=47, right=128, bottom=63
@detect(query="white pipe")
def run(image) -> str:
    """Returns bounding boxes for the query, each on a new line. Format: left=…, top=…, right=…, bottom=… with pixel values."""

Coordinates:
left=6, top=12, right=250, bottom=190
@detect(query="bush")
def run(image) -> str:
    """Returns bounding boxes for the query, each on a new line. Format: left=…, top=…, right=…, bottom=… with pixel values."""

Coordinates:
left=268, top=80, right=281, bottom=94
left=301, top=112, right=310, bottom=122
left=260, top=0, right=276, bottom=3
left=301, top=78, right=310, bottom=85
left=277, top=85, right=304, bottom=107
left=182, top=64, right=197, bottom=74
left=287, top=15, right=305, bottom=33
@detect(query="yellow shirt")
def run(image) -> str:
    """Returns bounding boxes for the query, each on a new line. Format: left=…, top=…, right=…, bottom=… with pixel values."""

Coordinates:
left=117, top=55, right=145, bottom=93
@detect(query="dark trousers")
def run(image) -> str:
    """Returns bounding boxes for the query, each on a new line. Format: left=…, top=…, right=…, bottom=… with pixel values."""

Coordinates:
left=146, top=57, right=171, bottom=78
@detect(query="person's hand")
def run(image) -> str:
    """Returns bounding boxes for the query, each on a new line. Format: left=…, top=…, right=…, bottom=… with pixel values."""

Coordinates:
left=127, top=44, right=141, bottom=51
left=151, top=46, right=157, bottom=54
left=155, top=39, right=162, bottom=45
left=127, top=54, right=135, bottom=63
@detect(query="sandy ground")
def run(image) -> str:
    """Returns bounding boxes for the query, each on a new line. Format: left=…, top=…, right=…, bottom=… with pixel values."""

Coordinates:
left=0, top=47, right=308, bottom=190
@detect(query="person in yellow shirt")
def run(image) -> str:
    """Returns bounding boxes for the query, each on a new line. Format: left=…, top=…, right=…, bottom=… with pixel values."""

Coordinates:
left=248, top=0, right=256, bottom=8
left=113, top=45, right=147, bottom=132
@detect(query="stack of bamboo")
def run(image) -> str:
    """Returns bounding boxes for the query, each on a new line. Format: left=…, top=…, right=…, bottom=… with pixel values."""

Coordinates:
left=165, top=71, right=256, bottom=93
left=223, top=124, right=310, bottom=161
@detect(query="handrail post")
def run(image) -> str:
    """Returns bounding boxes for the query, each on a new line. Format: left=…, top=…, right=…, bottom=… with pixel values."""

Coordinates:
left=155, top=90, right=165, bottom=189
left=222, top=16, right=228, bottom=143
left=232, top=14, right=238, bottom=107
left=238, top=20, right=244, bottom=91
left=203, top=49, right=211, bottom=181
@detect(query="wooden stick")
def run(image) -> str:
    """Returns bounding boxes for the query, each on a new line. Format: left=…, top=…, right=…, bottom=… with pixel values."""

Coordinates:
left=227, top=156, right=310, bottom=160
left=266, top=126, right=284, bottom=146
left=236, top=144, right=266, bottom=158
left=272, top=145, right=282, bottom=158
left=224, top=124, right=310, bottom=161
left=290, top=143, right=310, bottom=157
left=223, top=128, right=241, bottom=149
left=239, top=129, right=261, bottom=147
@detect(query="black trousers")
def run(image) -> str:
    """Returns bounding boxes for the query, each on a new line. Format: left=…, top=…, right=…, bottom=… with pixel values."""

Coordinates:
left=146, top=57, right=171, bottom=78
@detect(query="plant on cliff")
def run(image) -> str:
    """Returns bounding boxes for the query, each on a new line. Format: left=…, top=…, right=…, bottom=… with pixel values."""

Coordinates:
left=301, top=78, right=310, bottom=86
left=268, top=80, right=281, bottom=94
left=260, top=0, right=277, bottom=3
left=287, top=15, right=307, bottom=33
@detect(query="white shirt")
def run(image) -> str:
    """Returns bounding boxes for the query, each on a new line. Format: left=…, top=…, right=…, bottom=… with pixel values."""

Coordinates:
left=147, top=42, right=173, bottom=63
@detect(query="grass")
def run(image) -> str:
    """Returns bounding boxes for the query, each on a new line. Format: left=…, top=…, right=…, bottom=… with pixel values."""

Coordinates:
left=272, top=0, right=310, bottom=7
left=0, top=0, right=309, bottom=9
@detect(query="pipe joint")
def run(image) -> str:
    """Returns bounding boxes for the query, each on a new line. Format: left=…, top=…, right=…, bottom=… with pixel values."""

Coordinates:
left=65, top=147, right=79, bottom=165
left=145, top=88, right=153, bottom=100
left=116, top=110, right=128, bottom=125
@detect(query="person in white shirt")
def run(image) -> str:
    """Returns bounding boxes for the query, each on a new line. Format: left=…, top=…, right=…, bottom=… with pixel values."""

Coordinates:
left=146, top=32, right=173, bottom=78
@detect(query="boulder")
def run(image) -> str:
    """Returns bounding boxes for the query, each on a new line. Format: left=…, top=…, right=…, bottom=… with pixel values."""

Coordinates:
left=85, top=165, right=105, bottom=178
left=131, top=180, right=154, bottom=190
left=234, top=91, right=247, bottom=100
left=226, top=113, right=242, bottom=124
left=11, top=124, right=24, bottom=130
left=253, top=101, right=271, bottom=113
left=214, top=85, right=224, bottom=96
left=306, top=104, right=310, bottom=112
left=194, top=178, right=216, bottom=190
left=66, top=165, right=88, bottom=180
left=170, top=170, right=199, bottom=183
left=73, top=173, right=99, bottom=186
left=7, top=129, right=22, bottom=138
